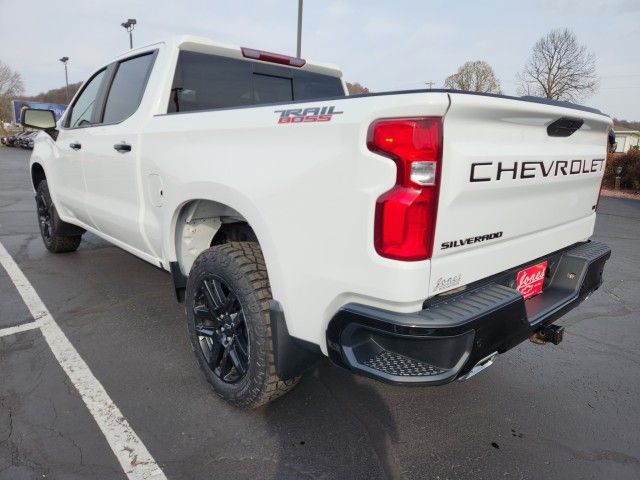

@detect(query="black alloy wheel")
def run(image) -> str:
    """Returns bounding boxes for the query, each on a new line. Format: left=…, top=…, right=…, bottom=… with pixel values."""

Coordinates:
left=36, top=187, right=54, bottom=246
left=193, top=276, right=250, bottom=384
left=34, top=180, right=82, bottom=253
left=185, top=243, right=300, bottom=408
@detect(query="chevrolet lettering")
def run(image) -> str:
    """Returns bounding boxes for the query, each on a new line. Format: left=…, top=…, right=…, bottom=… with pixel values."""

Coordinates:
left=470, top=158, right=605, bottom=182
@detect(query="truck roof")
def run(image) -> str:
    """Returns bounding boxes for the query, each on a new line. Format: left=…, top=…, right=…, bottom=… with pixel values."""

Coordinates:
left=109, top=35, right=343, bottom=79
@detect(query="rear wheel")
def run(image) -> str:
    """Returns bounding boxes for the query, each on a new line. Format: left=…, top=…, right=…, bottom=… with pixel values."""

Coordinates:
left=35, top=180, right=82, bottom=253
left=185, top=242, right=299, bottom=408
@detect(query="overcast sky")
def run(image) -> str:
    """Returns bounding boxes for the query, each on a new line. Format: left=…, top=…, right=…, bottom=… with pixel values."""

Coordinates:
left=1, top=0, right=639, bottom=119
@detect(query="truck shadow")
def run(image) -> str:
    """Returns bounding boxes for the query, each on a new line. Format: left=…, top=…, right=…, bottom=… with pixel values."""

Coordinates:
left=262, top=360, right=400, bottom=480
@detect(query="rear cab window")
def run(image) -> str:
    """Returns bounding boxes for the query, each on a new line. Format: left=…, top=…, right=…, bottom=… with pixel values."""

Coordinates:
left=253, top=74, right=293, bottom=104
left=167, top=50, right=344, bottom=113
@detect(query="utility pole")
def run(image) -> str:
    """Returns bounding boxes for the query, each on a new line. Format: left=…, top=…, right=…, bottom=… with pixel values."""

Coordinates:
left=296, top=0, right=303, bottom=57
left=59, top=57, right=69, bottom=103
left=425, top=81, right=435, bottom=89
left=121, top=18, right=137, bottom=49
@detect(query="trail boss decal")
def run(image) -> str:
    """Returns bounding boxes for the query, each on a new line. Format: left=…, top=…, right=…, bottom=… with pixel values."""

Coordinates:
left=441, top=231, right=503, bottom=250
left=470, top=158, right=605, bottom=182
left=275, top=106, right=343, bottom=124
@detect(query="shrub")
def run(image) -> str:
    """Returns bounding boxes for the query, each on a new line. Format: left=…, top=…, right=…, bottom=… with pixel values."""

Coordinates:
left=603, top=150, right=640, bottom=191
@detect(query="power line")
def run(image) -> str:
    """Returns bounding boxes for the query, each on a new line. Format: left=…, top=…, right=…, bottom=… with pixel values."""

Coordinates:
left=598, top=86, right=640, bottom=90
left=600, top=73, right=640, bottom=78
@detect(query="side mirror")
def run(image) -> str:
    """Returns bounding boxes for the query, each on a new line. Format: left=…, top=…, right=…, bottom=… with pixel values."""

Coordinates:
left=22, top=108, right=57, bottom=130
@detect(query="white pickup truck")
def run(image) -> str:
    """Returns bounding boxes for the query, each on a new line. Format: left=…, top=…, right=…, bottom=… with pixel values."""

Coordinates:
left=23, top=36, right=612, bottom=408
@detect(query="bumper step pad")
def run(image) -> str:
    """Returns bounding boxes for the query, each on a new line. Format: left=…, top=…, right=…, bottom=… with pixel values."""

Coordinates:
left=363, top=351, right=446, bottom=377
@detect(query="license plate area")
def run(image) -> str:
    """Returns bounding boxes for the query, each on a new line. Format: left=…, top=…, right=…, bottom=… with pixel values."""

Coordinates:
left=516, top=261, right=548, bottom=300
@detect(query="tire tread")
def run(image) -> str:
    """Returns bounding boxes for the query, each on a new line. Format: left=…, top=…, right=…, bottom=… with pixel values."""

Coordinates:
left=188, top=242, right=299, bottom=408
left=36, top=180, right=82, bottom=253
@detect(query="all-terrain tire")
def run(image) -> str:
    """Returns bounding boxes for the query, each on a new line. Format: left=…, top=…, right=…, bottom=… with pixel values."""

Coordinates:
left=35, top=180, right=82, bottom=253
left=185, top=242, right=300, bottom=408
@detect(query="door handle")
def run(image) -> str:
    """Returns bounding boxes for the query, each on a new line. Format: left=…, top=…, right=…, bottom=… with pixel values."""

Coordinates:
left=113, top=142, right=131, bottom=153
left=70, top=142, right=81, bottom=150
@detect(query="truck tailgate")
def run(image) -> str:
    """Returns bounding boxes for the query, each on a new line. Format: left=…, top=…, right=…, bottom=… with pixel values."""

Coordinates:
left=429, top=93, right=612, bottom=296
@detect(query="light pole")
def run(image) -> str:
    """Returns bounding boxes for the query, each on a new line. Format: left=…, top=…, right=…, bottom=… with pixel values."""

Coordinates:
left=59, top=57, right=69, bottom=103
left=121, top=18, right=137, bottom=49
left=296, top=0, right=303, bottom=58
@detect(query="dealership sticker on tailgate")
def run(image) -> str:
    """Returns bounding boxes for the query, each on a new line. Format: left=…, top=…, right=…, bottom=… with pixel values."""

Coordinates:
left=516, top=261, right=547, bottom=300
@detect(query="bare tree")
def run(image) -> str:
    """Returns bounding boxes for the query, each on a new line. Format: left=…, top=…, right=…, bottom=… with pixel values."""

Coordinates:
left=517, top=28, right=598, bottom=102
left=0, top=61, right=25, bottom=125
left=346, top=82, right=369, bottom=95
left=444, top=60, right=502, bottom=94
left=27, top=81, right=82, bottom=105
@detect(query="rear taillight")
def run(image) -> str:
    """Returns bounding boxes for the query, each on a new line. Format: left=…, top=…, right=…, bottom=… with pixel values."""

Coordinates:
left=367, top=117, right=442, bottom=261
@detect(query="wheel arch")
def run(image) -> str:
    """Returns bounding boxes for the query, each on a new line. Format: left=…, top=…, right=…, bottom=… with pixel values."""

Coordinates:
left=31, top=162, right=46, bottom=190
left=167, top=186, right=286, bottom=322
left=171, top=197, right=273, bottom=278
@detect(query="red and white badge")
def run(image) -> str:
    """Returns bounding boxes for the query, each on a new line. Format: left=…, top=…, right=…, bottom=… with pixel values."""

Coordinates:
left=516, top=261, right=547, bottom=300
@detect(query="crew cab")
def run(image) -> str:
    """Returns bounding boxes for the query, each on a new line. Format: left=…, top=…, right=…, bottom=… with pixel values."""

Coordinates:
left=23, top=36, right=612, bottom=407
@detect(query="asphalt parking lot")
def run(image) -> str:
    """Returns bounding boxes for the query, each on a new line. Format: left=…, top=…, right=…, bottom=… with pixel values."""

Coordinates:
left=1, top=146, right=639, bottom=480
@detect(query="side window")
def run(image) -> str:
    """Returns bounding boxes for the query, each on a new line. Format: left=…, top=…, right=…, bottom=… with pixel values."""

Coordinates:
left=66, top=69, right=106, bottom=128
left=252, top=74, right=293, bottom=103
left=103, top=53, right=155, bottom=124
left=168, top=51, right=253, bottom=113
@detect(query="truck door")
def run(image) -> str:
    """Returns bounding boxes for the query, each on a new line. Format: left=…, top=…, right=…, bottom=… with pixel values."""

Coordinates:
left=81, top=52, right=157, bottom=256
left=52, top=68, right=108, bottom=227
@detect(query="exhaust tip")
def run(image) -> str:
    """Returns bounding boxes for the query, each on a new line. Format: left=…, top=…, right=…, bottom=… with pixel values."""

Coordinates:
left=458, top=351, right=498, bottom=381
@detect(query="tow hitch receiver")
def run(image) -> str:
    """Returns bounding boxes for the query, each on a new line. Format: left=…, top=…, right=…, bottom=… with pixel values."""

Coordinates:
left=531, top=324, right=565, bottom=345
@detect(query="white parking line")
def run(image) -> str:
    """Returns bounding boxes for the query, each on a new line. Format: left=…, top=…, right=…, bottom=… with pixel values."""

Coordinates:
left=0, top=240, right=167, bottom=480
left=0, top=320, right=40, bottom=338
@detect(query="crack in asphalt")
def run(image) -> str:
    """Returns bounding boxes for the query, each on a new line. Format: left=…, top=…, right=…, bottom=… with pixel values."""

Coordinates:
left=0, top=403, right=13, bottom=445
left=204, top=454, right=319, bottom=479
left=565, top=331, right=640, bottom=366
left=603, top=280, right=624, bottom=301
left=537, top=435, right=640, bottom=466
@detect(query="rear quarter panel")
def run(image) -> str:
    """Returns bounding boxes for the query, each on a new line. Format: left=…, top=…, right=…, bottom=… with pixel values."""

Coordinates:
left=142, top=93, right=450, bottom=350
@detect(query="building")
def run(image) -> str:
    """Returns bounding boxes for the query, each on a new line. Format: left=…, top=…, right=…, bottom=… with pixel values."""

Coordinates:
left=613, top=129, right=640, bottom=153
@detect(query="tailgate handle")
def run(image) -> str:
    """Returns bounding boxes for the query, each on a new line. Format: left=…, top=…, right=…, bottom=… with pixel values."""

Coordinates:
left=547, top=117, right=584, bottom=137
